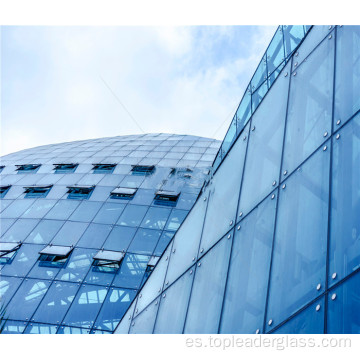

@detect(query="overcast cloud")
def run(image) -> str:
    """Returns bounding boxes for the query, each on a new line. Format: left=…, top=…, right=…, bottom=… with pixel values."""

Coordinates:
left=1, top=25, right=276, bottom=155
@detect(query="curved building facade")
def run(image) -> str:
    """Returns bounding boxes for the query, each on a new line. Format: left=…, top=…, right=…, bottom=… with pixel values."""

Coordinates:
left=0, top=134, right=220, bottom=333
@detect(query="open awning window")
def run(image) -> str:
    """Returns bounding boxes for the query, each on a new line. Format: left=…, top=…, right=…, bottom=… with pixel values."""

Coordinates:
left=53, top=163, right=78, bottom=173
left=92, top=250, right=125, bottom=272
left=67, top=186, right=95, bottom=200
left=38, top=245, right=73, bottom=267
left=0, top=185, right=11, bottom=198
left=154, top=190, right=180, bottom=206
left=147, top=256, right=160, bottom=267
left=0, top=242, right=21, bottom=264
left=16, top=164, right=41, bottom=173
left=92, top=164, right=116, bottom=174
left=131, top=165, right=155, bottom=175
left=24, top=185, right=53, bottom=198
left=40, top=245, right=73, bottom=257
left=110, top=187, right=137, bottom=200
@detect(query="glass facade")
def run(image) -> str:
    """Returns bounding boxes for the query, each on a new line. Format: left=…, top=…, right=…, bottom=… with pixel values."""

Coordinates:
left=0, top=133, right=220, bottom=334
left=116, top=26, right=360, bottom=334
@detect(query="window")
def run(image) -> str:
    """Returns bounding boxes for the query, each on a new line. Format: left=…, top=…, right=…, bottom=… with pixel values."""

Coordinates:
left=143, top=256, right=160, bottom=282
left=53, top=163, right=78, bottom=174
left=0, top=165, right=4, bottom=173
left=67, top=186, right=94, bottom=200
left=110, top=187, right=137, bottom=200
left=38, top=245, right=73, bottom=267
left=154, top=190, right=180, bottom=206
left=131, top=165, right=155, bottom=175
left=16, top=164, right=41, bottom=173
left=92, top=164, right=116, bottom=174
left=0, top=242, right=21, bottom=264
left=0, top=185, right=11, bottom=198
left=23, top=185, right=52, bottom=198
left=92, top=250, right=125, bottom=273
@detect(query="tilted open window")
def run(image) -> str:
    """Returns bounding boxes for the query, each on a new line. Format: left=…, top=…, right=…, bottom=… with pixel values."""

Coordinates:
left=131, top=165, right=155, bottom=176
left=53, top=163, right=78, bottom=174
left=92, top=250, right=125, bottom=273
left=92, top=164, right=116, bottom=174
left=16, top=164, right=41, bottom=173
left=38, top=245, right=73, bottom=267
left=67, top=186, right=95, bottom=200
left=143, top=256, right=160, bottom=280
left=110, top=187, right=137, bottom=200
left=0, top=185, right=11, bottom=198
left=0, top=242, right=21, bottom=264
left=24, top=185, right=53, bottom=198
left=154, top=190, right=180, bottom=206
left=0, top=166, right=4, bottom=173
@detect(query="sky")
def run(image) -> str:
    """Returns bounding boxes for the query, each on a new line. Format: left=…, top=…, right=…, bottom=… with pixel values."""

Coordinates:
left=0, top=25, right=276, bottom=156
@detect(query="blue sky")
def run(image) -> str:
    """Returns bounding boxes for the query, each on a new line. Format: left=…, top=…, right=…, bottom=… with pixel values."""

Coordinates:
left=1, top=25, right=276, bottom=155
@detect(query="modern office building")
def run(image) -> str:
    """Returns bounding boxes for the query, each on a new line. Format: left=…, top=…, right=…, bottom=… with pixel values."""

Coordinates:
left=1, top=25, right=359, bottom=334
left=0, top=134, right=220, bottom=333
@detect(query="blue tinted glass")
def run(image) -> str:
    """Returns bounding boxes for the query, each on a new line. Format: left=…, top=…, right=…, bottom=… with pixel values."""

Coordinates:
left=239, top=61, right=290, bottom=217
left=267, top=27, right=285, bottom=74
left=327, top=271, right=360, bottom=334
left=76, top=223, right=112, bottom=249
left=282, top=35, right=334, bottom=178
left=283, top=25, right=305, bottom=57
left=251, top=55, right=268, bottom=91
left=32, top=281, right=78, bottom=324
left=62, top=285, right=108, bottom=328
left=94, top=287, right=136, bottom=331
left=129, top=297, right=159, bottom=334
left=21, top=199, right=57, bottom=218
left=0, top=275, right=23, bottom=307
left=334, top=26, right=360, bottom=127
left=27, top=259, right=61, bottom=280
left=1, top=320, right=26, bottom=334
left=221, top=118, right=237, bottom=155
left=140, top=207, right=171, bottom=230
left=176, top=192, right=197, bottom=210
left=5, top=278, right=50, bottom=320
left=268, top=61, right=285, bottom=87
left=220, top=193, right=277, bottom=334
left=127, top=229, right=161, bottom=255
left=51, top=221, right=88, bottom=246
left=236, top=88, right=252, bottom=134
left=1, top=244, right=43, bottom=277
left=184, top=234, right=232, bottom=334
left=24, top=323, right=57, bottom=334
left=251, top=81, right=268, bottom=112
left=69, top=201, right=102, bottom=222
left=129, top=189, right=155, bottom=206
left=55, top=248, right=96, bottom=282
left=165, top=209, right=188, bottom=231
left=24, top=219, right=64, bottom=244
left=0, top=218, right=15, bottom=236
left=0, top=199, right=35, bottom=218
left=266, top=145, right=330, bottom=331
left=103, top=226, right=136, bottom=252
left=84, top=264, right=116, bottom=286
left=112, top=253, right=150, bottom=289
left=154, top=267, right=195, bottom=334
left=44, top=200, right=80, bottom=220
left=93, top=202, right=126, bottom=224
left=57, top=326, right=89, bottom=334
left=329, top=115, right=360, bottom=285
left=1, top=219, right=39, bottom=243
left=153, top=232, right=174, bottom=256
left=116, top=204, right=148, bottom=227
left=273, top=298, right=325, bottom=334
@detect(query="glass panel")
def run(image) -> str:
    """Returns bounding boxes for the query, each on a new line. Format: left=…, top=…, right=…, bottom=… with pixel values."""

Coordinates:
left=127, top=229, right=161, bottom=255
left=113, top=298, right=136, bottom=334
left=112, top=253, right=150, bottom=289
left=221, top=118, right=237, bottom=155
left=1, top=219, right=39, bottom=243
left=0, top=276, right=23, bottom=307
left=24, top=219, right=64, bottom=244
left=44, top=200, right=80, bottom=220
left=140, top=207, right=172, bottom=230
left=129, top=297, right=159, bottom=334
left=220, top=192, right=277, bottom=334
left=55, top=248, right=96, bottom=282
left=93, top=202, right=126, bottom=224
left=102, top=226, right=136, bottom=252
left=1, top=244, right=43, bottom=277
left=27, top=259, right=61, bottom=280
left=0, top=218, right=15, bottom=236
left=24, top=323, right=57, bottom=334
left=32, top=281, right=78, bottom=324
left=283, top=25, right=305, bottom=57
left=76, top=223, right=112, bottom=249
left=200, top=122, right=249, bottom=254
left=68, top=201, right=102, bottom=222
left=267, top=27, right=285, bottom=74
left=116, top=204, right=148, bottom=227
left=62, top=285, right=108, bottom=328
left=327, top=271, right=360, bottom=334
left=251, top=80, right=268, bottom=112
left=282, top=35, right=334, bottom=178
left=51, top=221, right=88, bottom=247
left=0, top=199, right=35, bottom=218
left=165, top=209, right=188, bottom=231
left=184, top=234, right=232, bottom=333
left=153, top=232, right=174, bottom=256
left=21, top=199, right=57, bottom=218
left=94, top=287, right=136, bottom=332
left=1, top=320, right=26, bottom=334
left=239, top=61, right=290, bottom=217
left=334, top=26, right=360, bottom=127
left=57, top=326, right=89, bottom=334
left=266, top=145, right=330, bottom=331
left=154, top=266, right=195, bottom=334
left=273, top=298, right=325, bottom=334
left=329, top=115, right=360, bottom=285
left=5, top=278, right=50, bottom=320
left=84, top=263, right=116, bottom=286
